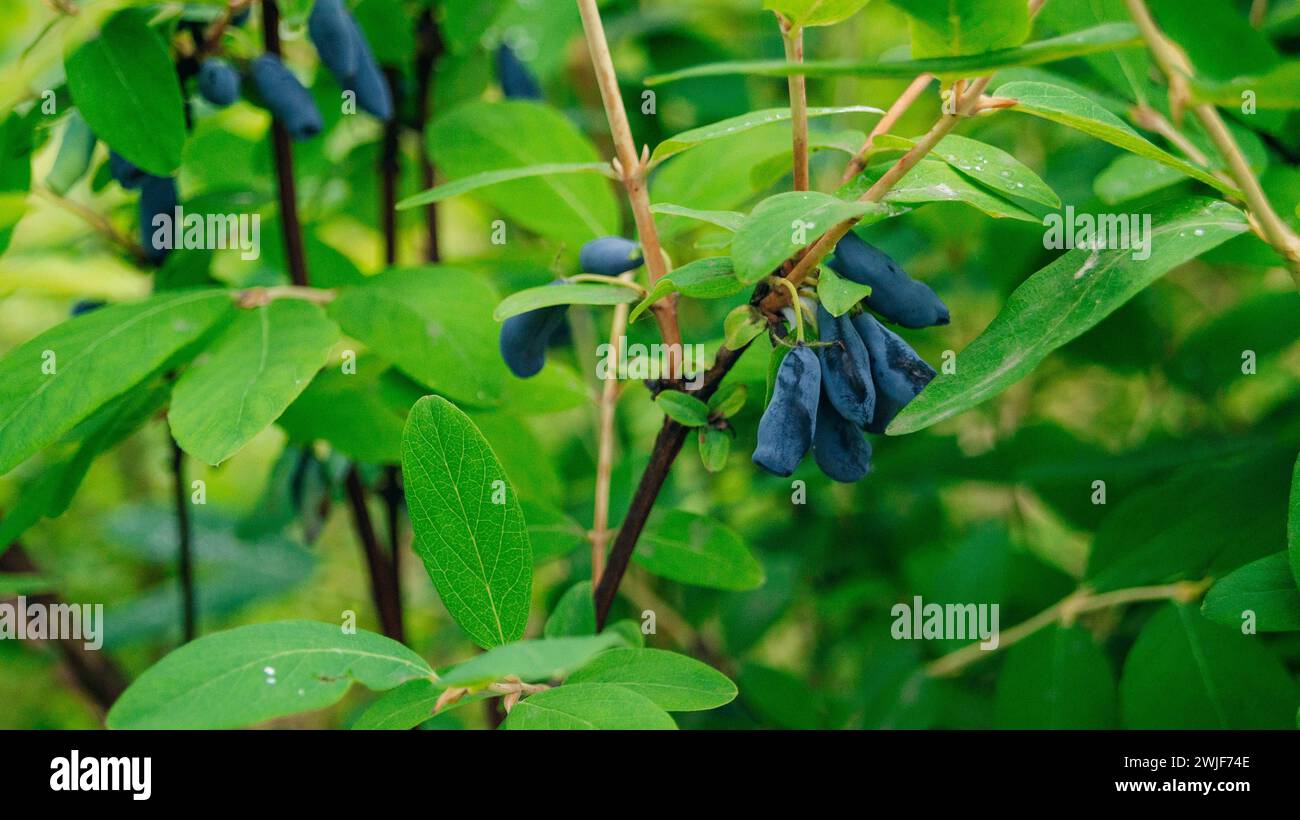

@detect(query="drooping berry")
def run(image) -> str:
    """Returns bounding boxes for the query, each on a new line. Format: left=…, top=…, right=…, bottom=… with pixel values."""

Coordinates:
left=815, top=304, right=876, bottom=429
left=198, top=59, right=241, bottom=107
left=828, top=231, right=949, bottom=329
left=307, top=0, right=358, bottom=82
left=139, top=175, right=178, bottom=265
left=252, top=54, right=323, bottom=140
left=752, top=346, right=820, bottom=477
left=580, top=237, right=643, bottom=276
left=345, top=14, right=393, bottom=120
left=853, top=311, right=937, bottom=434
left=500, top=283, right=569, bottom=379
left=496, top=43, right=543, bottom=100
left=813, top=397, right=873, bottom=483
left=45, top=113, right=96, bottom=196
left=109, top=151, right=146, bottom=190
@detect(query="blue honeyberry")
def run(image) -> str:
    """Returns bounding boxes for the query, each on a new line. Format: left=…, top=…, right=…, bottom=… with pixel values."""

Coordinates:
left=45, top=114, right=96, bottom=196
left=813, top=396, right=873, bottom=483
left=496, top=44, right=543, bottom=101
left=232, top=7, right=251, bottom=26
left=828, top=231, right=950, bottom=329
left=307, top=0, right=358, bottom=83
left=816, top=303, right=876, bottom=429
left=109, top=151, right=146, bottom=190
left=139, top=175, right=178, bottom=266
left=852, top=311, right=937, bottom=435
left=70, top=299, right=107, bottom=317
left=500, top=284, right=569, bottom=379
left=752, top=345, right=821, bottom=477
left=580, top=237, right=644, bottom=276
left=346, top=14, right=394, bottom=121
left=198, top=58, right=241, bottom=107
left=252, top=54, right=323, bottom=140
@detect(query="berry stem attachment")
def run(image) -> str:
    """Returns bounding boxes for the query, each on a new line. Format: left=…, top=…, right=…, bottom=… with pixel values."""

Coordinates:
left=773, top=277, right=805, bottom=343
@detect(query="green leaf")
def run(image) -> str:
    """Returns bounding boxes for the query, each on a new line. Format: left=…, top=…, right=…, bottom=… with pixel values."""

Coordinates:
left=724, top=305, right=768, bottom=350
left=566, top=648, right=738, bottom=711
left=397, top=162, right=613, bottom=210
left=1189, top=62, right=1300, bottom=110
left=0, top=111, right=34, bottom=257
left=732, top=191, right=888, bottom=283
left=918, top=133, right=1059, bottom=208
left=887, top=198, right=1248, bottom=435
left=106, top=621, right=433, bottom=729
left=1093, top=154, right=1187, bottom=205
left=329, top=266, right=506, bottom=407
left=440, top=634, right=624, bottom=688
left=1291, top=454, right=1300, bottom=591
left=276, top=362, right=407, bottom=463
left=429, top=101, right=619, bottom=245
left=649, top=204, right=745, bottom=233
left=0, top=290, right=234, bottom=474
left=630, top=257, right=745, bottom=322
left=708, top=383, right=748, bottom=418
left=502, top=683, right=677, bottom=730
left=170, top=301, right=339, bottom=466
left=1119, top=604, right=1298, bottom=728
left=738, top=662, right=826, bottom=728
left=0, top=573, right=52, bottom=596
left=646, top=23, right=1141, bottom=84
left=848, top=159, right=1038, bottom=221
left=994, top=625, right=1118, bottom=728
left=995, top=81, right=1240, bottom=198
left=889, top=0, right=1029, bottom=57
left=1202, top=553, right=1300, bottom=633
left=1087, top=450, right=1293, bottom=592
left=650, top=106, right=881, bottom=165
left=64, top=12, right=185, bottom=176
left=351, top=679, right=445, bottom=730
left=698, top=427, right=731, bottom=472
left=544, top=581, right=596, bottom=638
left=656, top=391, right=711, bottom=427
left=763, top=0, right=872, bottom=27
left=522, top=500, right=589, bottom=563
left=401, top=396, right=532, bottom=648
left=635, top=510, right=764, bottom=590
left=0, top=382, right=167, bottom=546
left=817, top=266, right=873, bottom=317
left=493, top=282, right=637, bottom=321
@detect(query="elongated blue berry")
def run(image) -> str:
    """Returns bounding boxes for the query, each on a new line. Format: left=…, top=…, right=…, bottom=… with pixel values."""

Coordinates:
left=500, top=284, right=568, bottom=378
left=814, top=398, right=873, bottom=483
left=752, top=346, right=820, bottom=477
left=816, top=304, right=876, bottom=428
left=580, top=237, right=643, bottom=276
left=252, top=54, right=323, bottom=140
left=70, top=299, right=106, bottom=317
left=308, top=0, right=358, bottom=82
left=853, top=312, right=936, bottom=434
left=496, top=44, right=542, bottom=100
left=139, top=175, right=178, bottom=265
left=109, top=151, right=146, bottom=190
left=347, top=15, right=393, bottom=120
left=828, top=231, right=949, bottom=329
left=198, top=58, right=241, bottom=107
left=45, top=113, right=96, bottom=195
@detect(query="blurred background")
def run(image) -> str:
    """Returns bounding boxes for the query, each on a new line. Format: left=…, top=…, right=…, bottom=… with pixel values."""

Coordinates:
left=2, top=0, right=1299, bottom=729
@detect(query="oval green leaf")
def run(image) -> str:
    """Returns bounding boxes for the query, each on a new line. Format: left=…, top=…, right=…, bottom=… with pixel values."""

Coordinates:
left=566, top=648, right=738, bottom=711
left=634, top=509, right=764, bottom=590
left=402, top=396, right=532, bottom=648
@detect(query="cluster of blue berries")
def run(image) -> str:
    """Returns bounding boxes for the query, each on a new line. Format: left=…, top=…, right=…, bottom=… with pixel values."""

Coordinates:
left=753, top=233, right=947, bottom=483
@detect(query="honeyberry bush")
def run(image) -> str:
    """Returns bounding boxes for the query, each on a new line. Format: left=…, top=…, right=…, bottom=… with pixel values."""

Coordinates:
left=1, top=0, right=1300, bottom=730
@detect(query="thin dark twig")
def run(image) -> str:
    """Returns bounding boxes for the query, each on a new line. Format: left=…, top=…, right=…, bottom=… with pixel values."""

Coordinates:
left=170, top=438, right=196, bottom=643
left=0, top=542, right=128, bottom=712
left=262, top=0, right=309, bottom=286
left=413, top=7, right=442, bottom=262
left=344, top=467, right=405, bottom=642
left=594, top=344, right=749, bottom=628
